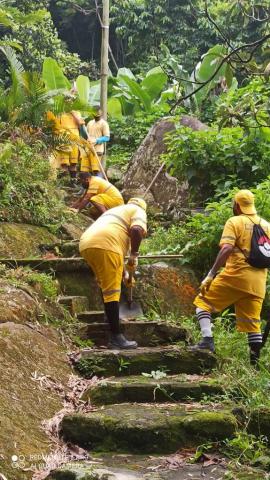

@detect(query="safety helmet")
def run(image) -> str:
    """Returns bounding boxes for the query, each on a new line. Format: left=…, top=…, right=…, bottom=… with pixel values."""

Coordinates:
left=128, top=197, right=147, bottom=211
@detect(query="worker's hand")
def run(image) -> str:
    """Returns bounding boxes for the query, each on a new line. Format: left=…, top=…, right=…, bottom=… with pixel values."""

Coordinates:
left=123, top=270, right=136, bottom=288
left=199, top=272, right=214, bottom=296
left=127, top=254, right=139, bottom=273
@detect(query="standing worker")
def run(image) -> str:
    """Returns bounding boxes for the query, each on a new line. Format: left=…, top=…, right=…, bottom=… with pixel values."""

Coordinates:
left=47, top=110, right=84, bottom=184
left=86, top=106, right=110, bottom=169
left=71, top=172, right=124, bottom=218
left=191, top=190, right=270, bottom=366
left=79, top=198, right=147, bottom=349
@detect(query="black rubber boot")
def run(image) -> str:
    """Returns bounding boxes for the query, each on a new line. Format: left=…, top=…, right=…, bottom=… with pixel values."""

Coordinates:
left=108, top=333, right=138, bottom=350
left=189, top=336, right=215, bottom=353
left=249, top=343, right=261, bottom=369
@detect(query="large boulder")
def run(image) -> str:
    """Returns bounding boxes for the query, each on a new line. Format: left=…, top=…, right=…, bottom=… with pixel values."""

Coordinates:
left=122, top=115, right=207, bottom=217
left=0, top=222, right=57, bottom=258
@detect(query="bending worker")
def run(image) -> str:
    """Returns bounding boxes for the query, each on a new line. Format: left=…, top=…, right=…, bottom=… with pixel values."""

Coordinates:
left=71, top=172, right=124, bottom=218
left=86, top=106, right=110, bottom=169
left=191, top=190, right=270, bottom=367
left=79, top=198, right=147, bottom=349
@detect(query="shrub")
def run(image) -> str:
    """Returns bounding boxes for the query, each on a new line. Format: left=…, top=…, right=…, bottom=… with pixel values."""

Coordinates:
left=107, top=112, right=166, bottom=168
left=143, top=177, right=270, bottom=276
left=0, top=136, right=67, bottom=231
left=164, top=125, right=270, bottom=201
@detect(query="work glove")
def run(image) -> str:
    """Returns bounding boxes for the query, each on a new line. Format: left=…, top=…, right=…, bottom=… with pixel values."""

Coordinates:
left=199, top=272, right=214, bottom=296
left=126, top=254, right=139, bottom=273
left=95, top=135, right=110, bottom=145
left=123, top=269, right=136, bottom=288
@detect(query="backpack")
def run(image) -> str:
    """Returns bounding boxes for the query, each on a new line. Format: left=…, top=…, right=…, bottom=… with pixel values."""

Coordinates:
left=241, top=218, right=270, bottom=269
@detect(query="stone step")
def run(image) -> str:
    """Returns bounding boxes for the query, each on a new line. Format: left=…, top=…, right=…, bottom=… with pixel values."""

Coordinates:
left=74, top=346, right=216, bottom=378
left=77, top=311, right=105, bottom=323
left=83, top=374, right=223, bottom=405
left=58, top=295, right=89, bottom=315
left=47, top=455, right=228, bottom=479
left=60, top=403, right=237, bottom=454
left=77, top=320, right=188, bottom=347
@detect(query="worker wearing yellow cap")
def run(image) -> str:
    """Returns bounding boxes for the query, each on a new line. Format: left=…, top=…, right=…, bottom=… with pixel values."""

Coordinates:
left=79, top=198, right=147, bottom=349
left=191, top=189, right=270, bottom=367
left=71, top=172, right=124, bottom=217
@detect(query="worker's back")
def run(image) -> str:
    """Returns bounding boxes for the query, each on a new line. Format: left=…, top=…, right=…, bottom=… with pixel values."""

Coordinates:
left=88, top=176, right=123, bottom=200
left=220, top=213, right=270, bottom=298
left=79, top=203, right=147, bottom=257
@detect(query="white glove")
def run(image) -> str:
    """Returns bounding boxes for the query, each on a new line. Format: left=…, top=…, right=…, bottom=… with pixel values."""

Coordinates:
left=200, top=272, right=214, bottom=296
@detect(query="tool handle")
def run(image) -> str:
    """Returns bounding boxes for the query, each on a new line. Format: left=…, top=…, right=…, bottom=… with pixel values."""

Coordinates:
left=127, top=271, right=133, bottom=306
left=124, top=254, right=183, bottom=260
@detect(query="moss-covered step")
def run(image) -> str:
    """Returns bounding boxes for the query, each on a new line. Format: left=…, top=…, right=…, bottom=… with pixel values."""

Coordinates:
left=47, top=457, right=229, bottom=479
left=0, top=258, right=104, bottom=310
left=60, top=403, right=237, bottom=453
left=77, top=311, right=105, bottom=323
left=58, top=296, right=89, bottom=315
left=74, top=346, right=216, bottom=378
left=82, top=374, right=224, bottom=405
left=77, top=320, right=188, bottom=347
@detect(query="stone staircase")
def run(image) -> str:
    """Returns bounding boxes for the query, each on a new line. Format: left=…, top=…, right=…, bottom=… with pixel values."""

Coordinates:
left=2, top=258, right=269, bottom=479
left=46, top=291, right=235, bottom=479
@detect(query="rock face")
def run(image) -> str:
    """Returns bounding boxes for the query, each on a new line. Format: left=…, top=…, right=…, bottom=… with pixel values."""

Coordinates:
left=133, top=262, right=198, bottom=316
left=0, top=278, right=38, bottom=324
left=122, top=115, right=207, bottom=216
left=0, top=222, right=57, bottom=258
left=0, top=322, right=71, bottom=480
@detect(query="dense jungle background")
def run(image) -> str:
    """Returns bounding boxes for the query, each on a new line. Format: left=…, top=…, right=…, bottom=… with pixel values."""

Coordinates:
left=1, top=1, right=270, bottom=480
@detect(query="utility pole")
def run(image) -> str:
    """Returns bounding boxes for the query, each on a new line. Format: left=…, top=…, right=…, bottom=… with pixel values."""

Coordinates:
left=100, top=0, right=109, bottom=120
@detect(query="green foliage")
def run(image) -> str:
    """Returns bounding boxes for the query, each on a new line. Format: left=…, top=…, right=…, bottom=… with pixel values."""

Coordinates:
left=0, top=264, right=58, bottom=298
left=42, top=57, right=71, bottom=90
left=2, top=0, right=87, bottom=77
left=107, top=111, right=166, bottom=168
left=216, top=78, right=270, bottom=134
left=222, top=433, right=269, bottom=465
left=143, top=178, right=270, bottom=275
left=0, top=137, right=68, bottom=229
left=164, top=125, right=270, bottom=199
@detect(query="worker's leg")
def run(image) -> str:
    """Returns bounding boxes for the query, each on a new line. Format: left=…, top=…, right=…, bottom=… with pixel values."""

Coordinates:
left=90, top=200, right=107, bottom=218
left=192, top=278, right=244, bottom=352
left=69, top=146, right=79, bottom=185
left=57, top=151, right=69, bottom=177
left=80, top=248, right=137, bottom=349
left=235, top=296, right=263, bottom=367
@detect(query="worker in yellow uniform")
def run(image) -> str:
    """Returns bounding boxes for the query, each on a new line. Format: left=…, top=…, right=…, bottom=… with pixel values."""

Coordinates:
left=191, top=190, right=270, bottom=367
left=47, top=110, right=84, bottom=184
left=71, top=172, right=124, bottom=217
left=79, top=198, right=147, bottom=349
left=86, top=105, right=110, bottom=170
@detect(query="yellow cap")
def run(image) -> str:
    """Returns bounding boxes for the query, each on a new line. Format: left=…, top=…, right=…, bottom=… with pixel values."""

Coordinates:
left=128, top=197, right=147, bottom=211
left=234, top=189, right=256, bottom=215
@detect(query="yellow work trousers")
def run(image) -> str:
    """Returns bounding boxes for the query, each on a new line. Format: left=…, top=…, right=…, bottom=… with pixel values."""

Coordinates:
left=91, top=194, right=124, bottom=210
left=80, top=149, right=101, bottom=173
left=80, top=247, right=123, bottom=303
left=56, top=145, right=79, bottom=166
left=194, top=277, right=263, bottom=333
